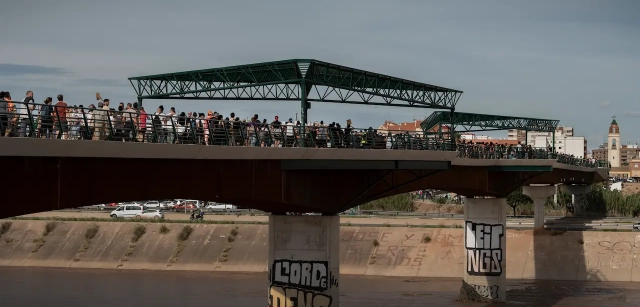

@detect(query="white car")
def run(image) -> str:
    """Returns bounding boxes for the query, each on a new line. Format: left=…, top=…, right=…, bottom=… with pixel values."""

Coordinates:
left=110, top=205, right=144, bottom=218
left=205, top=202, right=237, bottom=212
left=159, top=201, right=174, bottom=210
left=134, top=209, right=164, bottom=220
left=120, top=202, right=142, bottom=207
left=144, top=201, right=161, bottom=209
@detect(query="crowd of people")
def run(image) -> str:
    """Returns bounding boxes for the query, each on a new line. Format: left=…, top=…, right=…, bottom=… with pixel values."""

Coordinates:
left=457, top=140, right=608, bottom=167
left=0, top=90, right=608, bottom=167
left=0, top=90, right=451, bottom=149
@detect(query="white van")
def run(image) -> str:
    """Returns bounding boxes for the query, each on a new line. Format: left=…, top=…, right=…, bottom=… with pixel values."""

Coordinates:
left=110, top=205, right=144, bottom=218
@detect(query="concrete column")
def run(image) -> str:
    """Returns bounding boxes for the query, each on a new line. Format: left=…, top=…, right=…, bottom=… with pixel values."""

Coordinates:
left=564, top=185, right=591, bottom=216
left=522, top=185, right=556, bottom=229
left=459, top=197, right=507, bottom=303
left=268, top=215, right=340, bottom=307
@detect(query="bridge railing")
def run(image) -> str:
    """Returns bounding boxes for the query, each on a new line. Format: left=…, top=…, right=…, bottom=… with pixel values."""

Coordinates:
left=0, top=101, right=608, bottom=169
left=0, top=101, right=456, bottom=150
left=456, top=143, right=609, bottom=169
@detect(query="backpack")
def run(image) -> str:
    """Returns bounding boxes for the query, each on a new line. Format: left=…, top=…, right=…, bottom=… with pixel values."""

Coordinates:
left=41, top=104, right=52, bottom=118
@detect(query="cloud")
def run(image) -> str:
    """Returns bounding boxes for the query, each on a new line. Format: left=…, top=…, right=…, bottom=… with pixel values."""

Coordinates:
left=598, top=100, right=612, bottom=108
left=626, top=112, right=640, bottom=118
left=0, top=64, right=71, bottom=76
left=71, top=78, right=130, bottom=88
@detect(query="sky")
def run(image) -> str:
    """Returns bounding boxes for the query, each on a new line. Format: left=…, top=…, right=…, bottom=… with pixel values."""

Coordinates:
left=1, top=0, right=639, bottom=150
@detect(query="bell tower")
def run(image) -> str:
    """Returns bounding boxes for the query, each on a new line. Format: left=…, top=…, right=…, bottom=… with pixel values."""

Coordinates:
left=607, top=117, right=621, bottom=168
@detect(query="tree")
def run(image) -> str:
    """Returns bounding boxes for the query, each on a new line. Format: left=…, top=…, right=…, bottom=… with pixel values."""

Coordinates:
left=454, top=132, right=462, bottom=144
left=506, top=188, right=533, bottom=217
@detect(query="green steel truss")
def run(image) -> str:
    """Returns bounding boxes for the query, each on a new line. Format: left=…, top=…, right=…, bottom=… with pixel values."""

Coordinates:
left=420, top=112, right=559, bottom=133
left=128, top=59, right=462, bottom=109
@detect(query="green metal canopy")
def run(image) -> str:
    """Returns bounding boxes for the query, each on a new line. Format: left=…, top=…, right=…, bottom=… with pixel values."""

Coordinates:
left=128, top=59, right=462, bottom=110
left=420, top=111, right=559, bottom=133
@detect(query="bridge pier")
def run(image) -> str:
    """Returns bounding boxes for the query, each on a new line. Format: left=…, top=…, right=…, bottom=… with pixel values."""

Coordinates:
left=523, top=185, right=556, bottom=229
left=564, top=184, right=592, bottom=216
left=459, top=197, right=507, bottom=303
left=268, top=214, right=340, bottom=307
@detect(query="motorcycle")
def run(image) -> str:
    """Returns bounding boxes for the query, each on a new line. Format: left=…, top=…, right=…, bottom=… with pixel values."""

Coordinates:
left=190, top=211, right=205, bottom=221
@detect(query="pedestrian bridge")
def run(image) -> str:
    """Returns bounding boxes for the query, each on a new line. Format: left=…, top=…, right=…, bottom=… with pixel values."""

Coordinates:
left=0, top=137, right=607, bottom=219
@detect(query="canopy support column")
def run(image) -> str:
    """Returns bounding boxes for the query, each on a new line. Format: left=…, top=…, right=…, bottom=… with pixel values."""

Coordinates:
left=300, top=82, right=308, bottom=148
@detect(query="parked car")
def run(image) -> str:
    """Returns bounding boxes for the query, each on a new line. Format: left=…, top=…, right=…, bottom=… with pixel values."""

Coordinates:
left=144, top=201, right=161, bottom=209
left=184, top=200, right=204, bottom=208
left=172, top=204, right=197, bottom=212
left=159, top=201, right=174, bottom=210
left=120, top=202, right=143, bottom=207
left=110, top=205, right=144, bottom=218
left=205, top=202, right=237, bottom=212
left=134, top=209, right=164, bottom=220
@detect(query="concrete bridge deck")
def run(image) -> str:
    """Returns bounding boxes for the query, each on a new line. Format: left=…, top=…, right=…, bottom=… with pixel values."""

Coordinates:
left=0, top=137, right=606, bottom=218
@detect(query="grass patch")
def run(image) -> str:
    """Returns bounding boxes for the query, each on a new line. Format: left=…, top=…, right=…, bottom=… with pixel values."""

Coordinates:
left=226, top=226, right=239, bottom=243
left=368, top=254, right=377, bottom=265
left=0, top=221, right=12, bottom=237
left=85, top=224, right=99, bottom=240
left=178, top=225, right=193, bottom=242
left=43, top=222, right=57, bottom=236
left=74, top=224, right=100, bottom=262
left=131, top=225, right=146, bottom=243
left=218, top=253, right=228, bottom=262
left=169, top=225, right=194, bottom=265
left=120, top=225, right=146, bottom=264
left=159, top=225, right=170, bottom=234
left=219, top=227, right=240, bottom=262
left=32, top=238, right=46, bottom=253
left=32, top=221, right=58, bottom=253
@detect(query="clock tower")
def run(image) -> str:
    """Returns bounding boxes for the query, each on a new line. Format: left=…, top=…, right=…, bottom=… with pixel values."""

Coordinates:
left=607, top=117, right=621, bottom=168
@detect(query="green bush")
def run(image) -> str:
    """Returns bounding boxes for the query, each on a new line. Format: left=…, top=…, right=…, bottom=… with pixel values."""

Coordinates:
left=433, top=197, right=447, bottom=204
left=360, top=193, right=415, bottom=211
left=581, top=185, right=640, bottom=217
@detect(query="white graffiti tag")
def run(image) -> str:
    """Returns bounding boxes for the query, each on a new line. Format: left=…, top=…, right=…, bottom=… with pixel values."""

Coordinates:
left=465, top=222, right=504, bottom=276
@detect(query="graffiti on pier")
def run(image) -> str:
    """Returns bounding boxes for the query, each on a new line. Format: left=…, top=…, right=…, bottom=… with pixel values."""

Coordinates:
left=471, top=284, right=499, bottom=300
left=465, top=222, right=504, bottom=276
left=269, top=286, right=332, bottom=307
left=269, top=260, right=336, bottom=307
